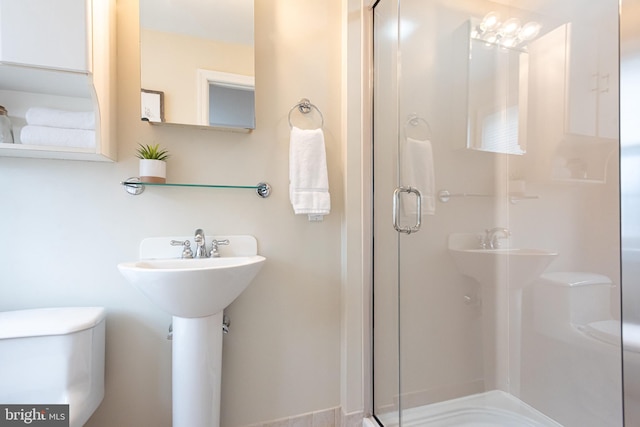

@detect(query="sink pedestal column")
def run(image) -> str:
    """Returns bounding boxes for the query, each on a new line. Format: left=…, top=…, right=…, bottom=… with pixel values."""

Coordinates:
left=172, top=312, right=224, bottom=427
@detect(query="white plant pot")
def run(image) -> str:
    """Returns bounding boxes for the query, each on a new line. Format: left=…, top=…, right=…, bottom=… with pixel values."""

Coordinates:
left=139, top=159, right=166, bottom=183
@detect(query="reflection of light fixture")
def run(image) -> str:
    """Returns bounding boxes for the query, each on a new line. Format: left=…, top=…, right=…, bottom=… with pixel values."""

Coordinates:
left=500, top=36, right=518, bottom=48
left=500, top=18, right=521, bottom=37
left=483, top=33, right=498, bottom=44
left=519, top=21, right=542, bottom=40
left=473, top=12, right=541, bottom=49
left=480, top=12, right=501, bottom=31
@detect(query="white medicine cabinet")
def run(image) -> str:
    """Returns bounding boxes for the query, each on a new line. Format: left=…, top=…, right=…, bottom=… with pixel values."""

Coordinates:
left=0, top=0, right=116, bottom=161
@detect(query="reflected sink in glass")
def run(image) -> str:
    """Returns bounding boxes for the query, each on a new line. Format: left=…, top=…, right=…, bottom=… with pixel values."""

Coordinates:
left=118, top=255, right=265, bottom=318
left=450, top=248, right=558, bottom=288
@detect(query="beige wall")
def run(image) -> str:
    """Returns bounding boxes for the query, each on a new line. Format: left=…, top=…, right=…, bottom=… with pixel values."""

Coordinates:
left=340, top=0, right=369, bottom=417
left=0, top=1, right=363, bottom=426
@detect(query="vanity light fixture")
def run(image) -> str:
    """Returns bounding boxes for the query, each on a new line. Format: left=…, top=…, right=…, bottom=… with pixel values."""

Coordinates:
left=473, top=11, right=541, bottom=50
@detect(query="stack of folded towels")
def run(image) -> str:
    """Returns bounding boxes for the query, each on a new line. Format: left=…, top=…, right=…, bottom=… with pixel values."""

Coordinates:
left=20, top=107, right=96, bottom=148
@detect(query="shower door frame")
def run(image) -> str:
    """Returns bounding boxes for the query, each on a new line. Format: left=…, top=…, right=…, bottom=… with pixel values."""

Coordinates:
left=620, top=1, right=640, bottom=426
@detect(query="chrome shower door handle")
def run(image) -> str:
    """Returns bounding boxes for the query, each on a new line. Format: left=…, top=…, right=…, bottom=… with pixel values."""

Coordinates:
left=393, top=186, right=422, bottom=234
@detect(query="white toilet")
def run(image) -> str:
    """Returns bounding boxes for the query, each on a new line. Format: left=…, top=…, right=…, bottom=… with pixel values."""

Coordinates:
left=522, top=272, right=624, bottom=427
left=0, top=307, right=106, bottom=427
left=532, top=271, right=615, bottom=338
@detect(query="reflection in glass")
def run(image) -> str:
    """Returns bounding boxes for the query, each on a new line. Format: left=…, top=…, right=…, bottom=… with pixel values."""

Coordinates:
left=466, top=22, right=528, bottom=155
left=139, top=0, right=255, bottom=130
left=372, top=0, right=622, bottom=426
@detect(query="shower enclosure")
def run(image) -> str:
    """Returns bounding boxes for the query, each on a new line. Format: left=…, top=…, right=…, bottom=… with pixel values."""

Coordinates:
left=371, top=0, right=635, bottom=425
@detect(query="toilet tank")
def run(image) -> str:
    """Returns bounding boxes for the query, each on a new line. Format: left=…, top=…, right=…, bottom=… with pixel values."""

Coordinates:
left=533, top=272, right=613, bottom=333
left=0, top=307, right=106, bottom=427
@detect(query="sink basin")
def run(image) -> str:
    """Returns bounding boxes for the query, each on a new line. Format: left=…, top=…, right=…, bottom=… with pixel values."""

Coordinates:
left=118, top=255, right=265, bottom=318
left=118, top=234, right=265, bottom=427
left=450, top=247, right=558, bottom=288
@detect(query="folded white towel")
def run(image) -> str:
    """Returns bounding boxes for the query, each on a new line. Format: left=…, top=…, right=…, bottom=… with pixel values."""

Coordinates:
left=401, top=137, right=436, bottom=215
left=289, top=126, right=331, bottom=218
left=20, top=125, right=96, bottom=148
left=25, top=107, right=95, bottom=130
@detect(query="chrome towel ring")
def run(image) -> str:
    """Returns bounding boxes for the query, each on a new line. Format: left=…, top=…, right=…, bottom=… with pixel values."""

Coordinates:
left=288, top=98, right=324, bottom=129
left=404, top=113, right=433, bottom=139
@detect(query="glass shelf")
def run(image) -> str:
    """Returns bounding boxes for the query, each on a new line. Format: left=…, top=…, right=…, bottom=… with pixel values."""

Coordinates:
left=121, top=178, right=271, bottom=198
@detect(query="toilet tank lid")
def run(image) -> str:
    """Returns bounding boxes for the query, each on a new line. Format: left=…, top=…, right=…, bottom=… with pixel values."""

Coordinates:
left=539, top=272, right=612, bottom=286
left=0, top=307, right=106, bottom=340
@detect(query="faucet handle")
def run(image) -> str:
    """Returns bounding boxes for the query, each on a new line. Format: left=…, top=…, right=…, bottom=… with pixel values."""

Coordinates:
left=210, top=239, right=230, bottom=257
left=170, top=240, right=194, bottom=259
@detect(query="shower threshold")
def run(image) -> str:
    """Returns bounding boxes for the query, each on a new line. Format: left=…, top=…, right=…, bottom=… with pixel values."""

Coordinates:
left=375, top=390, right=562, bottom=427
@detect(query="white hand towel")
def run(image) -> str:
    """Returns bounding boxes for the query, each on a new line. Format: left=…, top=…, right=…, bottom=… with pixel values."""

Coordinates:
left=20, top=125, right=96, bottom=148
left=289, top=126, right=331, bottom=218
left=25, top=107, right=95, bottom=130
left=401, top=137, right=436, bottom=215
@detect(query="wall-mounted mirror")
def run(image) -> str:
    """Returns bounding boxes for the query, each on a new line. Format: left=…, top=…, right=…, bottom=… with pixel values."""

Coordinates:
left=140, top=0, right=255, bottom=131
left=464, top=16, right=537, bottom=155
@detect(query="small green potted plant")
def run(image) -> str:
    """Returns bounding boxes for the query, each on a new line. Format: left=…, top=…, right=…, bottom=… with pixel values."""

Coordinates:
left=136, top=143, right=170, bottom=183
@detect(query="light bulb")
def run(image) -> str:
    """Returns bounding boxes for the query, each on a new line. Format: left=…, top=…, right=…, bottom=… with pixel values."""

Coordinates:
left=500, top=36, right=518, bottom=48
left=519, top=21, right=541, bottom=40
left=500, top=18, right=521, bottom=37
left=480, top=12, right=501, bottom=32
left=482, top=33, right=498, bottom=44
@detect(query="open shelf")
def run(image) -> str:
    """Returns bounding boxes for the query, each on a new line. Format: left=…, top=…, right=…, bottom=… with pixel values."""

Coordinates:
left=121, top=178, right=271, bottom=198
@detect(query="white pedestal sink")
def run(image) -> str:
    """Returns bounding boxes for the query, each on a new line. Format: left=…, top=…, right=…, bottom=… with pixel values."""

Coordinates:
left=118, top=235, right=265, bottom=427
left=448, top=233, right=557, bottom=394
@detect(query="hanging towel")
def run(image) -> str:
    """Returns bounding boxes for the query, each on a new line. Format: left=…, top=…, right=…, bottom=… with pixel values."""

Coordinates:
left=289, top=126, right=331, bottom=219
left=20, top=125, right=96, bottom=148
left=25, top=107, right=95, bottom=130
left=401, top=137, right=436, bottom=215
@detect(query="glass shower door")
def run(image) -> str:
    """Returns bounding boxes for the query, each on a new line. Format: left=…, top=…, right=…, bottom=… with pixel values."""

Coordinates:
left=373, top=0, right=623, bottom=426
left=374, top=1, right=494, bottom=424
left=374, top=1, right=491, bottom=423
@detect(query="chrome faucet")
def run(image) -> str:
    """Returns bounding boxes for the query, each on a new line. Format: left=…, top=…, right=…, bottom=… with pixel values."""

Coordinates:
left=194, top=229, right=209, bottom=258
left=484, top=227, right=511, bottom=249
